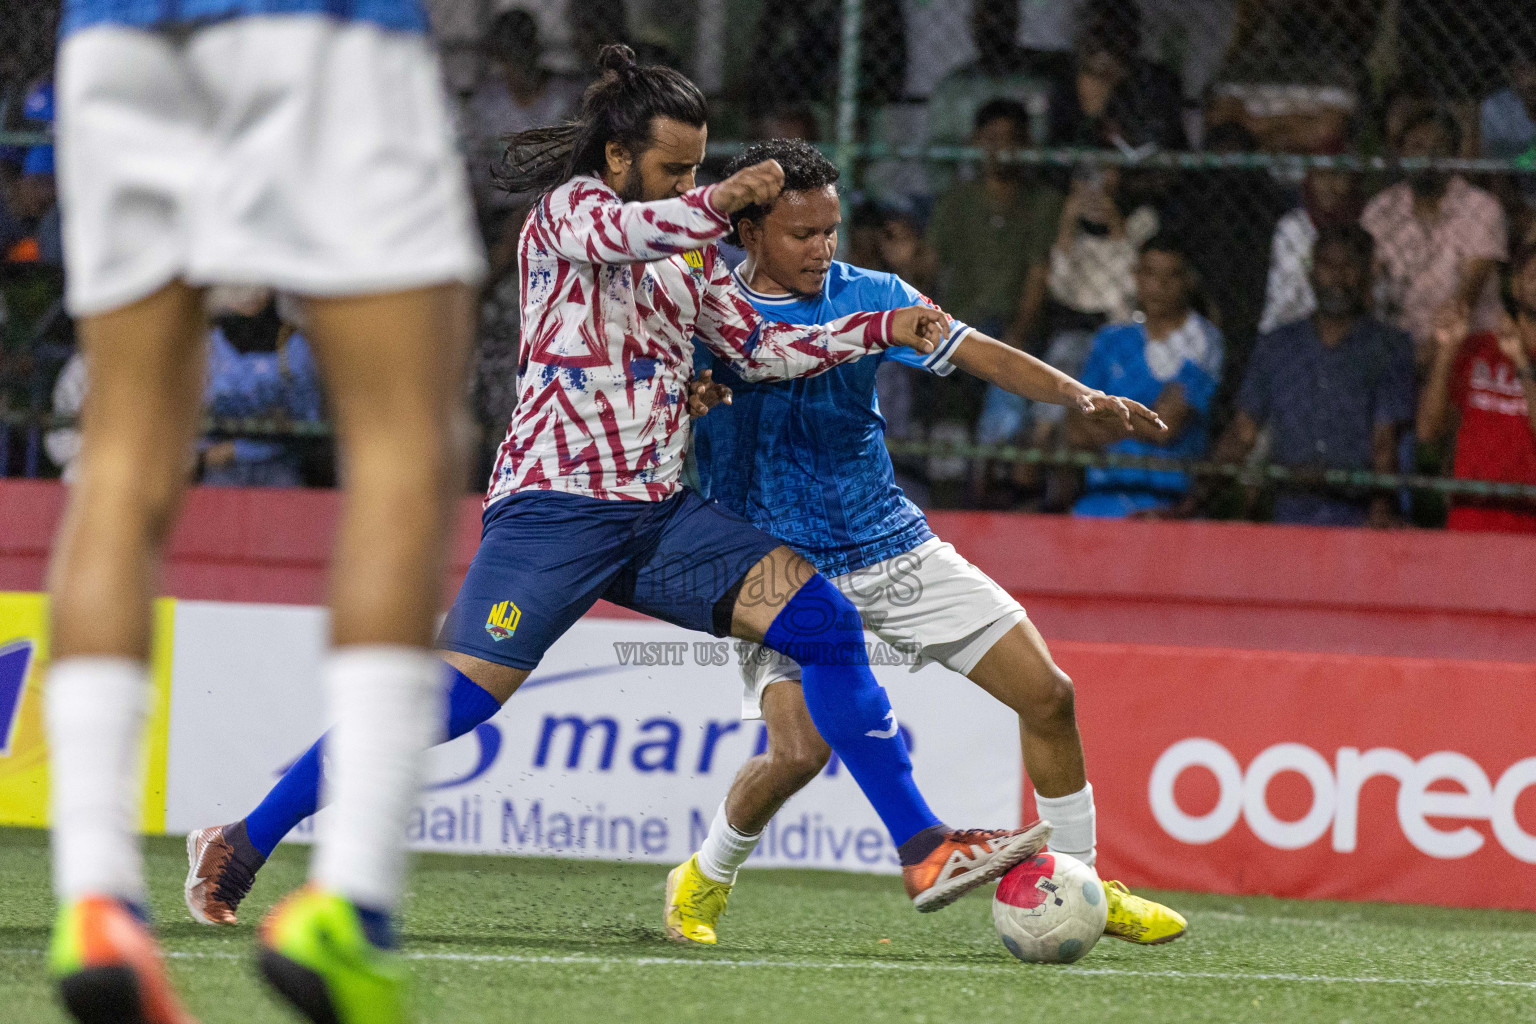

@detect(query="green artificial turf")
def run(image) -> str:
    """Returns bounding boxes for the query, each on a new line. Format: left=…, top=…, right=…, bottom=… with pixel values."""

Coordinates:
left=2, top=826, right=1534, bottom=1023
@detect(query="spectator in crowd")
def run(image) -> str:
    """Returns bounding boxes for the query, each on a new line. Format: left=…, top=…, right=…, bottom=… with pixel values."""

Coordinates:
left=1198, top=225, right=1414, bottom=527
left=1207, top=0, right=1371, bottom=153
left=464, top=11, right=581, bottom=214
left=1044, top=163, right=1159, bottom=350
left=1416, top=250, right=1536, bottom=533
left=1397, top=0, right=1523, bottom=116
left=568, top=0, right=678, bottom=73
left=1067, top=234, right=1223, bottom=517
left=2, top=78, right=59, bottom=265
left=926, top=0, right=1073, bottom=160
left=464, top=11, right=581, bottom=279
left=200, top=291, right=323, bottom=487
left=1362, top=108, right=1507, bottom=367
left=929, top=100, right=1062, bottom=355
left=842, top=197, right=937, bottom=453
left=1259, top=163, right=1363, bottom=334
left=1159, top=120, right=1288, bottom=397
left=47, top=290, right=323, bottom=485
left=1048, top=0, right=1186, bottom=153
left=744, top=0, right=905, bottom=117
left=926, top=101, right=1061, bottom=444
left=1480, top=54, right=1536, bottom=164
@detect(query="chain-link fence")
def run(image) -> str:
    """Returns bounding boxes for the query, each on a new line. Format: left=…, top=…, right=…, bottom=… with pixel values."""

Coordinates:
left=5, top=0, right=1536, bottom=529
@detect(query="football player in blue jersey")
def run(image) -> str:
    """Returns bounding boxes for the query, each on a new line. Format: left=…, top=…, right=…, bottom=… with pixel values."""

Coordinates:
left=664, top=138, right=1189, bottom=947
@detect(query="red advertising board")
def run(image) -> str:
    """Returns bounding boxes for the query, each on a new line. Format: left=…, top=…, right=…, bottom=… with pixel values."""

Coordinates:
left=1044, top=642, right=1536, bottom=911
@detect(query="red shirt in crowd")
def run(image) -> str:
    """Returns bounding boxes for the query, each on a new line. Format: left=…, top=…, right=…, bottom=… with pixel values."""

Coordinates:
left=1448, top=332, right=1536, bottom=533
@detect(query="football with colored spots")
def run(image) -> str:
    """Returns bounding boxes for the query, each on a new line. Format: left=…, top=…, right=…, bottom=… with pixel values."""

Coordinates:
left=992, top=852, right=1107, bottom=964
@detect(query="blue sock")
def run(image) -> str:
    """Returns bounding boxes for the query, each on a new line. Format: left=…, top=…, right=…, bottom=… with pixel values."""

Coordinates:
left=243, top=664, right=502, bottom=858
left=355, top=905, right=396, bottom=950
left=762, top=574, right=944, bottom=850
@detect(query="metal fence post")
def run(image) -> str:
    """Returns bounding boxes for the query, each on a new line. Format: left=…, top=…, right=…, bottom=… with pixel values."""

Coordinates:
left=834, top=0, right=864, bottom=256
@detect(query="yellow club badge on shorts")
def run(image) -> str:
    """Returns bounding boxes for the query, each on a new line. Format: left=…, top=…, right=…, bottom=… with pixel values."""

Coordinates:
left=485, top=600, right=521, bottom=641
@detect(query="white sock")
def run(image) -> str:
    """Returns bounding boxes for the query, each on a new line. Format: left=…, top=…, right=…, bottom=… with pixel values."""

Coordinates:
left=696, top=803, right=762, bottom=884
left=311, top=646, right=445, bottom=912
left=46, top=658, right=149, bottom=904
left=1035, top=783, right=1097, bottom=867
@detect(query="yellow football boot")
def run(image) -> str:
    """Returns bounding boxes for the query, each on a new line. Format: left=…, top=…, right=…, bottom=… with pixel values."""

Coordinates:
left=1102, top=880, right=1187, bottom=944
left=663, top=855, right=732, bottom=945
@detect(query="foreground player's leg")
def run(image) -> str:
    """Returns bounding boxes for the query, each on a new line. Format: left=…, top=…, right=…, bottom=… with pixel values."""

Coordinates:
left=966, top=621, right=1186, bottom=944
left=187, top=664, right=503, bottom=925
left=666, top=681, right=830, bottom=943
left=729, top=548, right=1049, bottom=913
left=46, top=282, right=207, bottom=1024
left=256, top=285, right=472, bottom=1024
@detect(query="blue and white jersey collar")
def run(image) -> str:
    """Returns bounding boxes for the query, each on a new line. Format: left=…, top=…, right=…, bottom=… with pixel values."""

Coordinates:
left=730, top=265, right=816, bottom=307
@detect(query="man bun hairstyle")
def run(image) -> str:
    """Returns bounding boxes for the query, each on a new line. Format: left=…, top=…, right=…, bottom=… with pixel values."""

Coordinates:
left=496, top=43, right=708, bottom=195
left=722, top=138, right=839, bottom=245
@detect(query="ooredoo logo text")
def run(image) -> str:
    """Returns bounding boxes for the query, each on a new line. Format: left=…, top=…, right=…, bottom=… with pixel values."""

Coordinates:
left=1149, top=738, right=1536, bottom=863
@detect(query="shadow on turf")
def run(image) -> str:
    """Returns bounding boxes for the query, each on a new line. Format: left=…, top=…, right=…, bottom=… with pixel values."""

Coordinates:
left=0, top=925, right=50, bottom=945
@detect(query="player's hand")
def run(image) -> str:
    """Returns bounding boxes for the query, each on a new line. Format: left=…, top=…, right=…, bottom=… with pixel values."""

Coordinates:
left=686, top=369, right=733, bottom=417
left=1075, top=389, right=1167, bottom=436
left=1495, top=313, right=1532, bottom=375
left=889, top=305, right=948, bottom=354
left=1431, top=302, right=1469, bottom=358
left=711, top=160, right=785, bottom=214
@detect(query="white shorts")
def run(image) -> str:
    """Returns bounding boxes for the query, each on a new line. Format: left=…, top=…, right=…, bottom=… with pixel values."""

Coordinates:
left=739, top=538, right=1030, bottom=719
left=57, top=17, right=485, bottom=317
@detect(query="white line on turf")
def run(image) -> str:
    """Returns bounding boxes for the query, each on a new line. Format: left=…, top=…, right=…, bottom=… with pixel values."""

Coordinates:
left=1203, top=910, right=1536, bottom=936
left=8, top=948, right=1536, bottom=989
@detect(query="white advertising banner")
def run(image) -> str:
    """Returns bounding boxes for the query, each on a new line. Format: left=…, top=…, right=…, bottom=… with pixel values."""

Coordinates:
left=164, top=602, right=1023, bottom=874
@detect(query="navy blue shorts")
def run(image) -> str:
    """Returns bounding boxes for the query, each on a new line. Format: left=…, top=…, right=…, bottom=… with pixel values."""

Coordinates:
left=437, top=488, right=784, bottom=671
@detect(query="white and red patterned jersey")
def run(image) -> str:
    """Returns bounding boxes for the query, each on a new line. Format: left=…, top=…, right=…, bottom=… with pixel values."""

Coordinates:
left=487, top=175, right=900, bottom=504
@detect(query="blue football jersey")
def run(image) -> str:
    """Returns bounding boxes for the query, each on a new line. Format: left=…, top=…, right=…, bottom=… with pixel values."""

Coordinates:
left=62, top=0, right=427, bottom=37
left=691, top=261, right=969, bottom=577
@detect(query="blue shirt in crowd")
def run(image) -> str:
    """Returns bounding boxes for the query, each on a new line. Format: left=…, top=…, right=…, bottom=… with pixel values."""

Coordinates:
left=204, top=327, right=322, bottom=487
left=1238, top=315, right=1414, bottom=526
left=691, top=261, right=968, bottom=578
left=1073, top=314, right=1224, bottom=518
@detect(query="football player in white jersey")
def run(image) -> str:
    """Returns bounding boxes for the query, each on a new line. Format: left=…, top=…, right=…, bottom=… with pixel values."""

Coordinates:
left=49, top=0, right=483, bottom=1019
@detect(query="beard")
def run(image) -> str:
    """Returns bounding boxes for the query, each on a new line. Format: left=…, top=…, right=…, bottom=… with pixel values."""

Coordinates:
left=616, top=165, right=646, bottom=203
left=1315, top=287, right=1361, bottom=318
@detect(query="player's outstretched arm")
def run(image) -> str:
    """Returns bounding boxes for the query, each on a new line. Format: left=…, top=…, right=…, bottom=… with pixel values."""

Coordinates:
left=951, top=331, right=1168, bottom=438
left=697, top=253, right=941, bottom=382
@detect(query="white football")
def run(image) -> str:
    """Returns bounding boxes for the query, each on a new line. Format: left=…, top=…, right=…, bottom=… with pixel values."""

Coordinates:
left=992, top=851, right=1107, bottom=964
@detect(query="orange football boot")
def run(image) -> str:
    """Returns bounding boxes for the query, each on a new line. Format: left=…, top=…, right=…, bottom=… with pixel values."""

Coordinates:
left=903, top=821, right=1053, bottom=912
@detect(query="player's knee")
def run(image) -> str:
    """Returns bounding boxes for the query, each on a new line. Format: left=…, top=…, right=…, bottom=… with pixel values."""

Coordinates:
left=86, top=456, right=185, bottom=548
left=771, top=736, right=832, bottom=788
left=1030, top=669, right=1076, bottom=731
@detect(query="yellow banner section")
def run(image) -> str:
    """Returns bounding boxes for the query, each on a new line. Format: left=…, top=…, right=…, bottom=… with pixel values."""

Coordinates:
left=0, top=592, right=174, bottom=833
